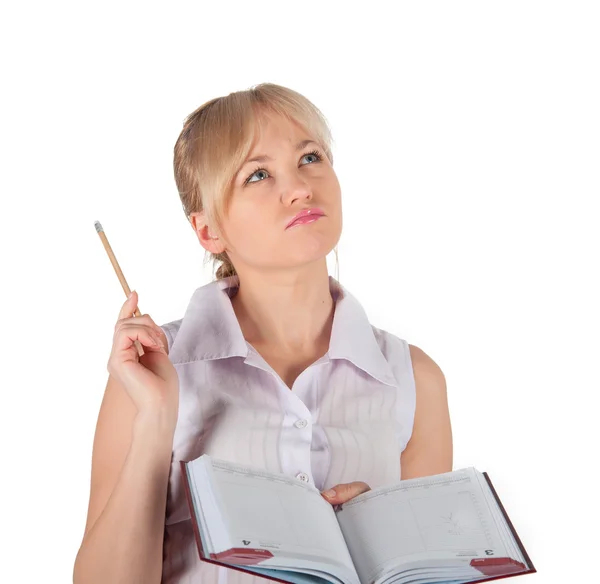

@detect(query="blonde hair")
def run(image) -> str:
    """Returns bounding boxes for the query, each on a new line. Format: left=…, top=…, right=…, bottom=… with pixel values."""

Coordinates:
left=173, top=82, right=336, bottom=280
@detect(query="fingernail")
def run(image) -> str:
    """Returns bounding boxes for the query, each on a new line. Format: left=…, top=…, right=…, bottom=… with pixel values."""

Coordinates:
left=323, top=489, right=336, bottom=498
left=128, top=290, right=135, bottom=299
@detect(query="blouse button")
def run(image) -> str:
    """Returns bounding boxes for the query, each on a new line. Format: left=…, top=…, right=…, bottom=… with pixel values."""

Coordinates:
left=296, top=472, right=310, bottom=483
left=294, top=419, right=308, bottom=429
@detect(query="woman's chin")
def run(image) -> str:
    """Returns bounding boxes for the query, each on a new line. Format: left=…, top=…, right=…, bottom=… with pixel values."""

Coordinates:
left=284, top=248, right=337, bottom=268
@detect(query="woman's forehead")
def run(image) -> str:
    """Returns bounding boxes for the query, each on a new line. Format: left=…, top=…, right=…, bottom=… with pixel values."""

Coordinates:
left=252, top=109, right=307, bottom=137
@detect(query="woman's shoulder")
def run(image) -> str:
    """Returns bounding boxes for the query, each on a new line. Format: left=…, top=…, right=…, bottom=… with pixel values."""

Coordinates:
left=372, top=325, right=445, bottom=401
left=370, top=324, right=439, bottom=392
left=368, top=325, right=417, bottom=388
left=370, top=324, right=412, bottom=362
left=370, top=325, right=434, bottom=372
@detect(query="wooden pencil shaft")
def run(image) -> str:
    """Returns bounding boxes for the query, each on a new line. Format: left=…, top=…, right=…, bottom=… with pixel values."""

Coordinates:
left=96, top=224, right=145, bottom=356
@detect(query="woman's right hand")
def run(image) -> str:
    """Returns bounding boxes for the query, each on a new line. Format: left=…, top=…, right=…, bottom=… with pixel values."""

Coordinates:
left=107, top=290, right=179, bottom=424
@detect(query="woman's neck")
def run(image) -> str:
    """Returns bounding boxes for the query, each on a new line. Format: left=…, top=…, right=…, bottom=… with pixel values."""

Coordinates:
left=229, top=268, right=336, bottom=355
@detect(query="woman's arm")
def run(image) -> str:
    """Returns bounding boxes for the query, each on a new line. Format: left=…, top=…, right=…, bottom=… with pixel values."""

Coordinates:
left=400, top=345, right=453, bottom=479
left=73, top=372, right=175, bottom=584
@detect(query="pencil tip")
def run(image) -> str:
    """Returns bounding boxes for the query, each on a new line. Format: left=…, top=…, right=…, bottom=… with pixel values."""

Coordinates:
left=94, top=220, right=103, bottom=233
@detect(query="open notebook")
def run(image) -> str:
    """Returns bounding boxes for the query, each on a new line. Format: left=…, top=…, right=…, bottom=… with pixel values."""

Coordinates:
left=180, top=455, right=535, bottom=584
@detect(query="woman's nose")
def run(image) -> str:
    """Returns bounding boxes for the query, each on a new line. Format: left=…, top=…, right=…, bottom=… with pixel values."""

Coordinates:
left=281, top=172, right=313, bottom=203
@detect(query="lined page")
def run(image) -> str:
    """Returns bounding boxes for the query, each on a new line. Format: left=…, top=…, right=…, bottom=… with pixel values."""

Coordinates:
left=335, top=468, right=509, bottom=584
left=187, top=455, right=360, bottom=584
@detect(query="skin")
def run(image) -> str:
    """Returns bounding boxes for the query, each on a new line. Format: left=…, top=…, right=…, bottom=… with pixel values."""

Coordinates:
left=188, top=108, right=453, bottom=504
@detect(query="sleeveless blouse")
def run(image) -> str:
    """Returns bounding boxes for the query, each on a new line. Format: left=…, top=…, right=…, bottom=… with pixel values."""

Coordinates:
left=158, top=275, right=416, bottom=584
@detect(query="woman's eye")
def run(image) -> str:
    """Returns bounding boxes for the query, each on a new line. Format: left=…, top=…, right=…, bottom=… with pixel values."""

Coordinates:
left=244, top=150, right=323, bottom=185
left=246, top=169, right=269, bottom=184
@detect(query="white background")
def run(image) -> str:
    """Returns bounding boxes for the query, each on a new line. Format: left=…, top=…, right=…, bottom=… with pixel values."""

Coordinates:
left=1, top=1, right=598, bottom=582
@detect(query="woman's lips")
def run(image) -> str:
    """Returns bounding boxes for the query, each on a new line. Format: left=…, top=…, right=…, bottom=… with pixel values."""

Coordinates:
left=285, top=208, right=325, bottom=229
left=286, top=215, right=324, bottom=229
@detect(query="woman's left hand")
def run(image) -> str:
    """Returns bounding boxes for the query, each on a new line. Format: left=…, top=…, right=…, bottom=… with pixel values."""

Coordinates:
left=320, top=481, right=371, bottom=505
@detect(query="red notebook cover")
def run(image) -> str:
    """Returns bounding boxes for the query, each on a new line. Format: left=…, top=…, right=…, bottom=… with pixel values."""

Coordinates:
left=179, top=461, right=536, bottom=584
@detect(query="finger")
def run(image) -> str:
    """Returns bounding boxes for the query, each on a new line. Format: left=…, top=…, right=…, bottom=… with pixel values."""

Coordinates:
left=321, top=481, right=371, bottom=504
left=118, top=290, right=138, bottom=321
left=115, top=309, right=164, bottom=338
left=139, top=313, right=163, bottom=336
left=113, top=323, right=166, bottom=355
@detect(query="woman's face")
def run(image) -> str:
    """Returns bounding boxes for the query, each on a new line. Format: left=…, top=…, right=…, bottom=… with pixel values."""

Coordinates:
left=198, top=111, right=342, bottom=274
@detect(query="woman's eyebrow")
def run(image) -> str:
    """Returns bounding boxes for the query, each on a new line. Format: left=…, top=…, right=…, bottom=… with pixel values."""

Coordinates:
left=242, top=139, right=319, bottom=166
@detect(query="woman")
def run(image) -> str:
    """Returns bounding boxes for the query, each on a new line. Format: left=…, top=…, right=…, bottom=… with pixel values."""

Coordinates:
left=73, top=83, right=453, bottom=584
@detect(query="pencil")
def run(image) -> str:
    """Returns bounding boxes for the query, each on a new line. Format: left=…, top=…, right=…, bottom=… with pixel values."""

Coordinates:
left=95, top=220, right=145, bottom=357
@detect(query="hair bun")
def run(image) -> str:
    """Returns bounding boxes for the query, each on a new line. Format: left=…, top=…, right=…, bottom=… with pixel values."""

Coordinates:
left=216, top=258, right=237, bottom=280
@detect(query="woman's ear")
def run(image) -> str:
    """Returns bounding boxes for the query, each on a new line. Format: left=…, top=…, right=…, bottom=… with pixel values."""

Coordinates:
left=189, top=212, right=227, bottom=254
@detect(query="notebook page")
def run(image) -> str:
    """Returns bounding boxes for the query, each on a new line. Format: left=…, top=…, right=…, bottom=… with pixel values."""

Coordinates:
left=189, top=455, right=360, bottom=584
left=245, top=565, right=345, bottom=584
left=185, top=455, right=233, bottom=554
left=474, top=471, right=526, bottom=568
left=335, top=468, right=509, bottom=584
left=378, top=563, right=485, bottom=584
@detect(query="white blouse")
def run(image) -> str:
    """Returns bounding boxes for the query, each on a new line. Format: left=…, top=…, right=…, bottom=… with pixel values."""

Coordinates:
left=159, top=275, right=416, bottom=584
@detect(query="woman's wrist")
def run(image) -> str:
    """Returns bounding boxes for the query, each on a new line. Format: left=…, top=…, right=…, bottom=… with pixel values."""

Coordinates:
left=133, top=407, right=177, bottom=450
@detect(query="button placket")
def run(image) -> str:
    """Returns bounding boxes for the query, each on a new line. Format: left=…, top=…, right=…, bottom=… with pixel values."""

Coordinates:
left=278, top=373, right=316, bottom=486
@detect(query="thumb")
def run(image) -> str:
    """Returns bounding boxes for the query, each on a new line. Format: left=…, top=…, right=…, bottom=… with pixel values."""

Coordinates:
left=321, top=481, right=370, bottom=504
left=118, top=290, right=138, bottom=320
